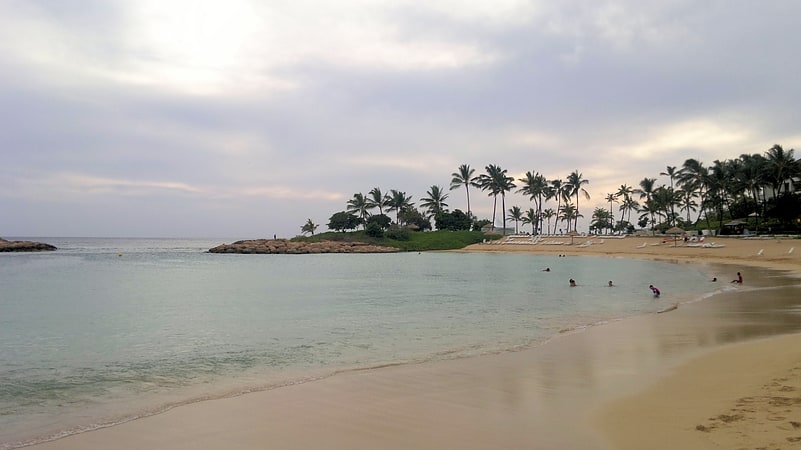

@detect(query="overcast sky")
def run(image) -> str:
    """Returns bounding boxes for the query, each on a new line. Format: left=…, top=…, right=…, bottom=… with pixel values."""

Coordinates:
left=1, top=0, right=799, bottom=238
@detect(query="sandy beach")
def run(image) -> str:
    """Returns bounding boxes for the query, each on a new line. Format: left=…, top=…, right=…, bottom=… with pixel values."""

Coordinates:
left=466, top=235, right=801, bottom=448
left=25, top=235, right=801, bottom=450
left=463, top=233, right=801, bottom=271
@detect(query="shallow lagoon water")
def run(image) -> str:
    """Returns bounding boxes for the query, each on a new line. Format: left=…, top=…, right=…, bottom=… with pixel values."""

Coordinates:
left=0, top=238, right=724, bottom=448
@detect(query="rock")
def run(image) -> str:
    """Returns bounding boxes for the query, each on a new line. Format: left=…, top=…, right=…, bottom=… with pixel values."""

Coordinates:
left=0, top=239, right=57, bottom=252
left=208, top=239, right=399, bottom=254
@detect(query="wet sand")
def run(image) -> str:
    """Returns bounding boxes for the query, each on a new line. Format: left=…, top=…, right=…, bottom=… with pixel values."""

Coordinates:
left=26, top=236, right=801, bottom=449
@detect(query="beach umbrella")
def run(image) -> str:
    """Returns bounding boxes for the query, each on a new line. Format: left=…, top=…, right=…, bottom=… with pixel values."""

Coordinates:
left=665, top=226, right=684, bottom=246
left=567, top=230, right=579, bottom=245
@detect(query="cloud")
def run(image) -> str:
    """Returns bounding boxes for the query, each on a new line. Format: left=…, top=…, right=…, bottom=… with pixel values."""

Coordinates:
left=0, top=0, right=506, bottom=97
left=1, top=0, right=800, bottom=237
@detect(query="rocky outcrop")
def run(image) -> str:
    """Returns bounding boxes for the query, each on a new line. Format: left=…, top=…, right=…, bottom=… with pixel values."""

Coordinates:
left=208, top=239, right=400, bottom=254
left=0, top=238, right=57, bottom=252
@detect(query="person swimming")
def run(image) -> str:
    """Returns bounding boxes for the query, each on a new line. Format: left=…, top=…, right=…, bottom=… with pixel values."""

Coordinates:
left=649, top=284, right=660, bottom=297
left=608, top=280, right=614, bottom=287
left=569, top=278, right=576, bottom=287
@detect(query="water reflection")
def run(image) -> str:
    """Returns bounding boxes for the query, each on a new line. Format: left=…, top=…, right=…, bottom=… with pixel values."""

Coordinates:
left=466, top=263, right=801, bottom=447
left=512, top=263, right=801, bottom=432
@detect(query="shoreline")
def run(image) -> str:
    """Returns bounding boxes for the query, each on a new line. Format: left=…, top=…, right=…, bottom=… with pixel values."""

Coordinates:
left=23, top=236, right=801, bottom=450
left=463, top=235, right=801, bottom=449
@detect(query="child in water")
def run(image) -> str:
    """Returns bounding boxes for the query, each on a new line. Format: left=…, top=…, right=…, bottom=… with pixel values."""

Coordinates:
left=649, top=284, right=660, bottom=297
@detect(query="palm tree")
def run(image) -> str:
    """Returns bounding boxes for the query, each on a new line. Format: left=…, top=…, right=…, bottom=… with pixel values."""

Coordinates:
left=346, top=193, right=370, bottom=230
left=736, top=153, right=768, bottom=231
left=420, top=185, right=449, bottom=218
left=495, top=169, right=517, bottom=235
left=478, top=164, right=516, bottom=234
left=507, top=206, right=523, bottom=234
left=565, top=170, right=590, bottom=232
left=477, top=170, right=499, bottom=231
left=549, top=178, right=569, bottom=234
left=559, top=204, right=580, bottom=232
left=677, top=158, right=710, bottom=226
left=707, top=159, right=734, bottom=232
left=590, top=207, right=612, bottom=234
left=517, top=171, right=548, bottom=235
left=638, top=201, right=660, bottom=231
left=619, top=196, right=639, bottom=231
left=652, top=186, right=676, bottom=227
left=635, top=178, right=657, bottom=233
left=449, top=164, right=479, bottom=218
left=660, top=166, right=678, bottom=227
left=301, top=218, right=319, bottom=236
left=605, top=193, right=617, bottom=234
left=676, top=189, right=698, bottom=223
left=615, top=184, right=635, bottom=228
left=541, top=208, right=555, bottom=235
left=764, top=144, right=798, bottom=197
left=366, top=187, right=390, bottom=216
left=387, top=189, right=414, bottom=225
left=522, top=208, right=538, bottom=235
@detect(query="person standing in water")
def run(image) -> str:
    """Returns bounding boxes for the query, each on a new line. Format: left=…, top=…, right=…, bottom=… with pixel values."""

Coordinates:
left=569, top=278, right=576, bottom=287
left=649, top=284, right=660, bottom=297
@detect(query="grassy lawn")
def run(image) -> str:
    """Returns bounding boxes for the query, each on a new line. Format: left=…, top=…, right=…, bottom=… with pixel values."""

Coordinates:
left=292, top=230, right=498, bottom=251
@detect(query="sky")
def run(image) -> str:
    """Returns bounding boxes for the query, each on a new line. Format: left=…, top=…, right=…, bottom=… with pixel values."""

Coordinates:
left=1, top=0, right=800, bottom=238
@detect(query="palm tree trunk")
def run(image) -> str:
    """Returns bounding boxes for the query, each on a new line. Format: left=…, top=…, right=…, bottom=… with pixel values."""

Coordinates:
left=491, top=195, right=497, bottom=231
left=553, top=197, right=561, bottom=234
left=668, top=180, right=676, bottom=227
left=574, top=194, right=579, bottom=231
left=465, top=185, right=471, bottom=217
left=501, top=193, right=507, bottom=235
left=693, top=189, right=707, bottom=227
left=752, top=187, right=760, bottom=232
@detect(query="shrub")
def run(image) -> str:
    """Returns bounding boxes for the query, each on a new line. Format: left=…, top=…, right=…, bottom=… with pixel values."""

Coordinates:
left=365, top=221, right=384, bottom=238
left=385, top=225, right=411, bottom=241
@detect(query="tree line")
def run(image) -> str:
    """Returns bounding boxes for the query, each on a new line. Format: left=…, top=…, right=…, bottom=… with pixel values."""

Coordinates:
left=301, top=144, right=800, bottom=237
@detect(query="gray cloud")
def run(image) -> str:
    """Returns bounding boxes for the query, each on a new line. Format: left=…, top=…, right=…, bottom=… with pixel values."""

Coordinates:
left=1, top=0, right=799, bottom=238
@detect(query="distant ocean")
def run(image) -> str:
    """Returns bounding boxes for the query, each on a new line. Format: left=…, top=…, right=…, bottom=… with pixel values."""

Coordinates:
left=0, top=237, right=725, bottom=449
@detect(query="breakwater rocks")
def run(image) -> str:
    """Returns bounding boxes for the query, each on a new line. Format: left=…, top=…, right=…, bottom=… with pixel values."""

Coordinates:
left=208, top=239, right=400, bottom=254
left=0, top=238, right=57, bottom=252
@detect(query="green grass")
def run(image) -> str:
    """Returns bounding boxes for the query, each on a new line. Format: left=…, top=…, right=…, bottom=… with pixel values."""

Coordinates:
left=292, top=230, right=496, bottom=251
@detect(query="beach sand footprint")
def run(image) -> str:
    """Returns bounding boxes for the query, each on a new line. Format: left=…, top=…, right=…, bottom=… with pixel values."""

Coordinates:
left=694, top=367, right=801, bottom=448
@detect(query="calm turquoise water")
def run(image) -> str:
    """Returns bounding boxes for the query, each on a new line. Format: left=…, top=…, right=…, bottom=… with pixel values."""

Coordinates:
left=0, top=238, right=723, bottom=448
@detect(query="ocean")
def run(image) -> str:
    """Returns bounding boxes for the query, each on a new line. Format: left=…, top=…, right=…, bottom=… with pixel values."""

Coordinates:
left=0, top=237, right=725, bottom=448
